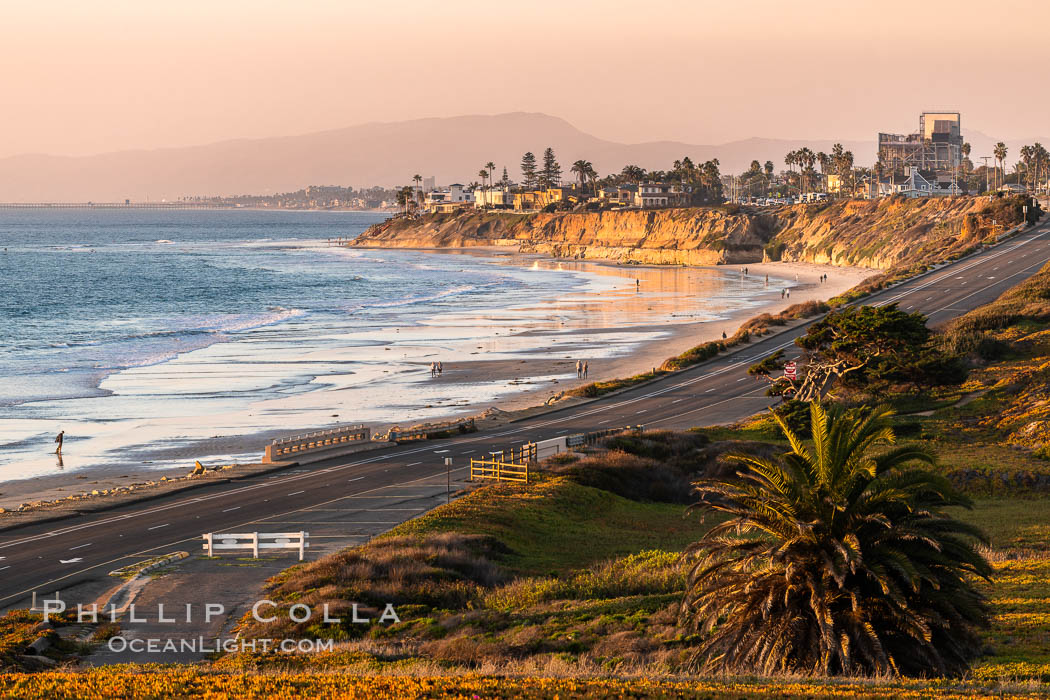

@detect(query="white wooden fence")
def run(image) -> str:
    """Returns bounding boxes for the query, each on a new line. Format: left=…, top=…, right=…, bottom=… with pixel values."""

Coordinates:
left=203, top=531, right=309, bottom=561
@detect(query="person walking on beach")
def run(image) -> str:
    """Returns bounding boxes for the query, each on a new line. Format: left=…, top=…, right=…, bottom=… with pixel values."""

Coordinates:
left=54, top=430, right=64, bottom=455
left=636, top=279, right=640, bottom=290
left=764, top=274, right=769, bottom=286
left=437, top=361, right=443, bottom=375
left=576, top=360, right=582, bottom=378
left=430, top=362, right=436, bottom=377
left=722, top=330, right=727, bottom=339
left=781, top=289, right=785, bottom=299
left=786, top=288, right=791, bottom=299
left=583, top=361, right=589, bottom=378
left=744, top=267, right=749, bottom=276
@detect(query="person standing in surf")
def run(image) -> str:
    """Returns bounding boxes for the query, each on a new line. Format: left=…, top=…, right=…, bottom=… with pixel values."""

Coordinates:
left=54, top=430, right=64, bottom=454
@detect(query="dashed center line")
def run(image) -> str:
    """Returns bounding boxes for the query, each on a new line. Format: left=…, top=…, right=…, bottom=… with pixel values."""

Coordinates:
left=672, top=398, right=685, bottom=403
left=406, top=462, right=421, bottom=466
left=69, top=543, right=92, bottom=550
left=147, top=524, right=169, bottom=531
left=348, top=476, right=365, bottom=482
left=288, top=490, right=305, bottom=496
left=222, top=506, right=240, bottom=513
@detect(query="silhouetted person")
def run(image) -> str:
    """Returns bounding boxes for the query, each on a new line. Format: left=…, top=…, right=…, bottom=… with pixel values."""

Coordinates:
left=54, top=430, right=64, bottom=455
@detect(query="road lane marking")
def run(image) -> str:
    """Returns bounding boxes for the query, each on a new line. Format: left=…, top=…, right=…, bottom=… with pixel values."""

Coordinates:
left=59, top=558, right=83, bottom=564
left=222, top=507, right=240, bottom=513
left=433, top=450, right=450, bottom=453
left=0, top=566, right=8, bottom=572
left=636, top=410, right=647, bottom=414
left=68, top=543, right=92, bottom=551
left=147, top=524, right=169, bottom=530
left=348, top=476, right=365, bottom=482
left=672, top=398, right=685, bottom=403
left=288, top=490, right=305, bottom=496
left=406, top=462, right=421, bottom=466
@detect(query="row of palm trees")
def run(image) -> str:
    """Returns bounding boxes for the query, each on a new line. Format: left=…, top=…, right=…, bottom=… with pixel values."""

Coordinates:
left=782, top=145, right=855, bottom=196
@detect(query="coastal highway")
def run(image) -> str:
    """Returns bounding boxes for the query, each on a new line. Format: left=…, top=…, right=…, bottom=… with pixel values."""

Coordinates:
left=3, top=221, right=1050, bottom=608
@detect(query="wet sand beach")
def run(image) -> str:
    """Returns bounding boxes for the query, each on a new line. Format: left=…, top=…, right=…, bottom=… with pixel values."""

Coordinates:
left=0, top=254, right=873, bottom=511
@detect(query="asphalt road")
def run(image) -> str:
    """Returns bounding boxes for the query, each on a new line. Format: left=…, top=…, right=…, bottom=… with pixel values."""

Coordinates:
left=4, top=221, right=1050, bottom=609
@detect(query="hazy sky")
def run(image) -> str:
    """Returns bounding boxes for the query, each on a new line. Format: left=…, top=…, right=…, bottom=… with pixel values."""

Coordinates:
left=3, top=0, right=1048, bottom=158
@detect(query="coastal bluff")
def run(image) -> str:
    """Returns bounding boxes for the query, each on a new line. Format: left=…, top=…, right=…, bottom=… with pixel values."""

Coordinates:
left=351, top=196, right=1023, bottom=270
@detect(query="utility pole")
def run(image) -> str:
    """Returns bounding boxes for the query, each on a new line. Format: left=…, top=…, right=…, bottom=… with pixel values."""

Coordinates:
left=981, top=156, right=991, bottom=194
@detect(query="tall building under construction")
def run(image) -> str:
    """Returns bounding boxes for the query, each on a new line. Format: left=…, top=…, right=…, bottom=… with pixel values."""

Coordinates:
left=878, top=112, right=963, bottom=174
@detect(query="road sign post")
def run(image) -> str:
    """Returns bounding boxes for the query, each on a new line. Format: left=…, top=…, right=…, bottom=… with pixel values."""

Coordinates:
left=444, top=457, right=453, bottom=504
left=784, top=361, right=797, bottom=380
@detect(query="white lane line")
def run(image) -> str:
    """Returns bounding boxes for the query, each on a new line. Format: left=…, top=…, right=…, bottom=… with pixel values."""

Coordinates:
left=598, top=419, right=612, bottom=424
left=69, top=543, right=92, bottom=551
left=222, top=506, right=240, bottom=513
left=636, top=409, right=647, bottom=414
left=147, top=524, right=169, bottom=531
left=462, top=450, right=476, bottom=454
left=736, top=377, right=747, bottom=382
left=433, top=449, right=450, bottom=453
left=705, top=388, right=715, bottom=392
left=672, top=398, right=685, bottom=403
left=348, top=476, right=365, bottom=482
left=406, top=462, right=421, bottom=466
left=288, top=490, right=305, bottom=496
left=0, top=566, right=8, bottom=572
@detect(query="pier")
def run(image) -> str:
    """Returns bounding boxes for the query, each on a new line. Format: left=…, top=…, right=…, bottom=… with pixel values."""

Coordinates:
left=0, top=202, right=236, bottom=210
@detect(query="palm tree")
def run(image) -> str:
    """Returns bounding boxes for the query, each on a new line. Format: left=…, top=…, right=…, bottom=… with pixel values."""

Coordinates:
left=412, top=174, right=423, bottom=208
left=485, top=161, right=496, bottom=189
left=681, top=403, right=991, bottom=677
left=994, top=142, right=1008, bottom=190
left=570, top=159, right=593, bottom=190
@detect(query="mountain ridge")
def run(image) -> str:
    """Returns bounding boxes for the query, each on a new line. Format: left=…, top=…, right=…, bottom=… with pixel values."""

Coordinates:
left=0, top=112, right=1040, bottom=202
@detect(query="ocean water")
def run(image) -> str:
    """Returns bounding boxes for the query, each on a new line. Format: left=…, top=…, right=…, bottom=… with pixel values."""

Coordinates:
left=0, top=209, right=785, bottom=482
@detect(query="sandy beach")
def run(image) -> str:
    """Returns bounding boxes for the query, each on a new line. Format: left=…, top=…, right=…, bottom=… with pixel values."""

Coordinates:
left=0, top=254, right=874, bottom=511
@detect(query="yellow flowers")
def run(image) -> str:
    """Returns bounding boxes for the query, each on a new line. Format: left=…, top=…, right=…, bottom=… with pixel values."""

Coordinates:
left=0, top=670, right=1047, bottom=699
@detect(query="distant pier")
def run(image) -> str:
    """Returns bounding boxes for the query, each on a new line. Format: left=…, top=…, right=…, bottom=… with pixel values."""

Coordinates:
left=0, top=202, right=236, bottom=210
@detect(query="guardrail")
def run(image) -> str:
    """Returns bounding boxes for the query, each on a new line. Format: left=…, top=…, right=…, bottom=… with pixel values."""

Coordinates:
left=263, top=425, right=370, bottom=464
left=567, top=425, right=644, bottom=448
left=203, top=531, right=309, bottom=561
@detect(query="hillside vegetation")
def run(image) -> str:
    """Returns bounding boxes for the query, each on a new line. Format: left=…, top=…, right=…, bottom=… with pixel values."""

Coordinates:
left=352, top=195, right=1034, bottom=270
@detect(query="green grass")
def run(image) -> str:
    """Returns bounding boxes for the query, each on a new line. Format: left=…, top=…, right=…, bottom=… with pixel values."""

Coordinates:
left=385, top=476, right=701, bottom=575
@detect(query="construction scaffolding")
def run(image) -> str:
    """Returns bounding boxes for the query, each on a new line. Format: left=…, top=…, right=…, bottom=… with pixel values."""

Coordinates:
left=878, top=112, right=963, bottom=174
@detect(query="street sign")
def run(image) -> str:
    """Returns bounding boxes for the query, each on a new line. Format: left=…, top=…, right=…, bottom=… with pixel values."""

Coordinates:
left=784, top=361, right=797, bottom=379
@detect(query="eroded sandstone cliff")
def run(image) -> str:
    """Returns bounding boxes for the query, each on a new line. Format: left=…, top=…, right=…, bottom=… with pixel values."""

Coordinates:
left=352, top=196, right=1029, bottom=270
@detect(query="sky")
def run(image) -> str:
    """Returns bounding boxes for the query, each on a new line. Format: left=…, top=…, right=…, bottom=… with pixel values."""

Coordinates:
left=3, top=0, right=1048, bottom=158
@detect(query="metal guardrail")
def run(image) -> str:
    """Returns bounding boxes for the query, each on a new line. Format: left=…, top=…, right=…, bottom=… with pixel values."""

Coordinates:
left=264, top=425, right=369, bottom=463
left=203, top=531, right=309, bottom=561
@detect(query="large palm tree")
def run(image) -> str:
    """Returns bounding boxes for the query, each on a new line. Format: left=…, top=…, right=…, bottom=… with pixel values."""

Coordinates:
left=680, top=403, right=991, bottom=678
left=994, top=142, right=1008, bottom=190
left=570, top=159, right=592, bottom=190
left=485, top=161, right=496, bottom=189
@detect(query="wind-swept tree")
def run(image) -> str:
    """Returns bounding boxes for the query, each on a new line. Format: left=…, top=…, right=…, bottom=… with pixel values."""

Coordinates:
left=520, top=152, right=538, bottom=189
left=681, top=403, right=992, bottom=677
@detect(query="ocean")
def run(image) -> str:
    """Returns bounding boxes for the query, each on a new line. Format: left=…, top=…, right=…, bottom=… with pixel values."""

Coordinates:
left=0, top=208, right=783, bottom=482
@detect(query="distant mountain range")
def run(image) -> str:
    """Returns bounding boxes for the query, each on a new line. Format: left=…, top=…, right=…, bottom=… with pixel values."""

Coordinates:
left=0, top=113, right=1043, bottom=202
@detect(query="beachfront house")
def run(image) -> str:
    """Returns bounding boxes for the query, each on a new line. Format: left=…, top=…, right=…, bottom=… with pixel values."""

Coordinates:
left=474, top=186, right=514, bottom=209
left=424, top=183, right=474, bottom=213
left=634, top=182, right=688, bottom=208
left=598, top=184, right=637, bottom=207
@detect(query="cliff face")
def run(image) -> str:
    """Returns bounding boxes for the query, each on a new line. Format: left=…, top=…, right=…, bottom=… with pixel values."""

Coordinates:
left=352, top=197, right=1022, bottom=270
